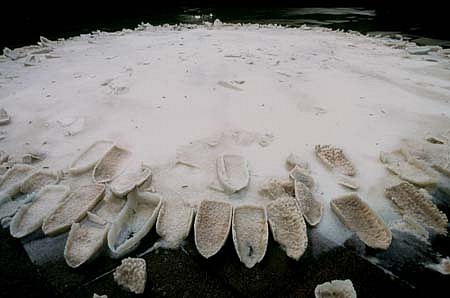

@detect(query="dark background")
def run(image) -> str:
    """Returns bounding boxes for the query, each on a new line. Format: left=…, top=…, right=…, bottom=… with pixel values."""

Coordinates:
left=1, top=1, right=449, bottom=49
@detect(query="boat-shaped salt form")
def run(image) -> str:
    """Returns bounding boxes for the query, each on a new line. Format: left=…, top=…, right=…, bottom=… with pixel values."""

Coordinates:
left=315, top=145, right=356, bottom=176
left=216, top=154, right=250, bottom=193
left=42, top=184, right=105, bottom=236
left=330, top=194, right=392, bottom=249
left=259, top=178, right=289, bottom=200
left=194, top=200, right=232, bottom=258
left=380, top=149, right=438, bottom=186
left=91, top=190, right=126, bottom=223
left=232, top=205, right=268, bottom=268
left=107, top=190, right=162, bottom=258
left=93, top=145, right=131, bottom=183
left=314, top=279, right=357, bottom=298
left=155, top=199, right=194, bottom=249
left=293, top=180, right=323, bottom=226
left=385, top=182, right=448, bottom=234
left=64, top=212, right=110, bottom=268
left=68, top=140, right=114, bottom=175
left=289, top=165, right=315, bottom=190
left=19, top=170, right=59, bottom=194
left=0, top=164, right=35, bottom=198
left=267, top=197, right=308, bottom=260
left=110, top=166, right=152, bottom=197
left=10, top=185, right=70, bottom=238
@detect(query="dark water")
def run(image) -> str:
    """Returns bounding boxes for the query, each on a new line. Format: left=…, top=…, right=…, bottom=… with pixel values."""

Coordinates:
left=1, top=7, right=450, bottom=49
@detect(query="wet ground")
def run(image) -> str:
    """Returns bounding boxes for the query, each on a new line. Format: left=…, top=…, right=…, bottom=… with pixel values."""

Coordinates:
left=1, top=219, right=448, bottom=298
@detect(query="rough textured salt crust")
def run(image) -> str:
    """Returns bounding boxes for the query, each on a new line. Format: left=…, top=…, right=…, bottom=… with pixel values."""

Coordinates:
left=93, top=145, right=131, bottom=183
left=330, top=194, right=392, bottom=249
left=216, top=154, right=250, bottom=193
left=286, top=153, right=309, bottom=170
left=314, top=279, right=357, bottom=298
left=64, top=212, right=110, bottom=268
left=42, top=184, right=105, bottom=236
left=403, top=139, right=450, bottom=177
left=0, top=164, right=35, bottom=198
left=232, top=205, right=268, bottom=268
left=380, top=149, right=439, bottom=186
left=10, top=185, right=70, bottom=238
left=110, top=166, right=152, bottom=197
left=315, top=145, right=356, bottom=176
left=155, top=199, right=194, bottom=249
left=68, top=140, right=114, bottom=175
left=259, top=178, right=289, bottom=200
left=385, top=182, right=448, bottom=234
left=294, top=180, right=323, bottom=226
left=19, top=170, right=59, bottom=194
left=194, top=200, right=232, bottom=258
left=0, top=108, right=11, bottom=125
left=107, top=191, right=161, bottom=258
left=267, top=197, right=308, bottom=260
left=337, top=176, right=359, bottom=190
left=289, top=165, right=315, bottom=190
left=113, top=257, right=147, bottom=294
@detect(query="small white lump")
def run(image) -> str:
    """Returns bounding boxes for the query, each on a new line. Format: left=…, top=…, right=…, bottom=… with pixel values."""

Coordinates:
left=113, top=257, right=147, bottom=294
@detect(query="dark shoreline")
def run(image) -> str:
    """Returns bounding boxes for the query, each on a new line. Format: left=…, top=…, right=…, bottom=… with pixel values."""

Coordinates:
left=1, top=7, right=448, bottom=50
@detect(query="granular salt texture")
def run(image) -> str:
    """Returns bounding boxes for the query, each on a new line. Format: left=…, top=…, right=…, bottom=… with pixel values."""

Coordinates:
left=68, top=140, right=114, bottom=175
left=93, top=146, right=131, bottom=183
left=289, top=165, right=315, bottom=190
left=10, top=185, right=70, bottom=238
left=0, top=164, right=35, bottom=198
left=194, top=200, right=232, bottom=258
left=293, top=180, right=323, bottom=226
left=315, top=145, right=356, bottom=176
left=19, top=170, right=59, bottom=194
left=330, top=194, right=392, bottom=250
left=113, top=257, right=147, bottom=294
left=232, top=205, right=268, bottom=268
left=42, top=184, right=105, bottom=235
left=314, top=279, right=357, bottom=298
left=385, top=182, right=448, bottom=235
left=110, top=166, right=152, bottom=197
left=267, top=197, right=308, bottom=260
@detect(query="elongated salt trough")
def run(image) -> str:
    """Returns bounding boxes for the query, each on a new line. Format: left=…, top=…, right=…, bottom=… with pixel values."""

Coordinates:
left=107, top=190, right=161, bottom=258
left=10, top=185, right=70, bottom=238
left=232, top=205, right=268, bottom=268
left=155, top=199, right=194, bottom=249
left=330, top=194, right=392, bottom=249
left=110, top=166, right=152, bottom=197
left=194, top=200, right=232, bottom=258
left=216, top=154, right=250, bottom=193
left=267, top=197, right=308, bottom=260
left=93, top=145, right=131, bottom=183
left=42, top=184, right=105, bottom=236
left=64, top=212, right=110, bottom=268
left=68, top=140, right=114, bottom=175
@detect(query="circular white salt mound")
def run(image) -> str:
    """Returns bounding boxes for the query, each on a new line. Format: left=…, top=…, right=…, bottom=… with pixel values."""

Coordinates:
left=1, top=22, right=450, bottom=247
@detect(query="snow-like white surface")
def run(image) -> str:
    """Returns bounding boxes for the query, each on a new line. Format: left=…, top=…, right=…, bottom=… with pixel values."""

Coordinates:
left=1, top=22, right=450, bottom=246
